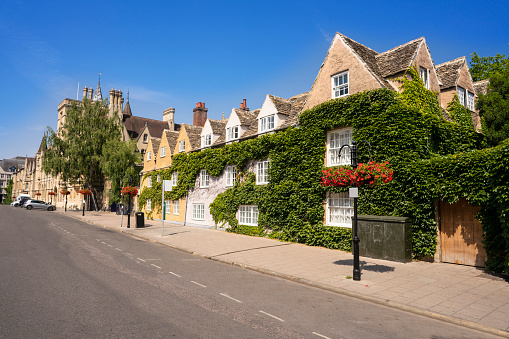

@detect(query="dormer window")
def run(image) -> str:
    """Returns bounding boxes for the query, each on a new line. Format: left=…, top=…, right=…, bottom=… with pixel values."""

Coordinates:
left=331, top=71, right=349, bottom=98
left=467, top=91, right=475, bottom=111
left=419, top=67, right=430, bottom=90
left=147, top=151, right=151, bottom=161
left=160, top=147, right=166, bottom=157
left=259, top=115, right=275, bottom=133
left=201, top=134, right=212, bottom=147
left=227, top=126, right=239, bottom=141
left=179, top=140, right=185, bottom=152
left=143, top=134, right=148, bottom=143
left=457, top=87, right=466, bottom=107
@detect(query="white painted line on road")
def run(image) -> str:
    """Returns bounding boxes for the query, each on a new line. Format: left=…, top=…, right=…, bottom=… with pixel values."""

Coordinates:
left=107, top=244, right=113, bottom=247
left=151, top=264, right=162, bottom=269
left=115, top=248, right=123, bottom=251
left=220, top=293, right=242, bottom=303
left=259, top=311, right=284, bottom=322
left=137, top=258, right=146, bottom=262
left=125, top=252, right=133, bottom=256
left=191, top=281, right=207, bottom=288
left=101, top=242, right=106, bottom=245
left=312, top=332, right=332, bottom=339
left=169, top=272, right=181, bottom=277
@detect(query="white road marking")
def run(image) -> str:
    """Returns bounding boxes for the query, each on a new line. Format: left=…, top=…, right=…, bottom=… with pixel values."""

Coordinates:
left=259, top=311, right=284, bottom=322
left=115, top=248, right=122, bottom=251
left=101, top=242, right=106, bottom=245
left=191, top=281, right=207, bottom=288
left=107, top=244, right=113, bottom=247
left=169, top=272, right=181, bottom=277
left=125, top=252, right=133, bottom=256
left=220, top=293, right=242, bottom=303
left=312, top=332, right=332, bottom=339
left=137, top=258, right=146, bottom=262
left=151, top=264, right=162, bottom=269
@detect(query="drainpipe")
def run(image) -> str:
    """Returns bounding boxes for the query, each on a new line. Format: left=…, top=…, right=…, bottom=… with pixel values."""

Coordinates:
left=184, top=194, right=189, bottom=226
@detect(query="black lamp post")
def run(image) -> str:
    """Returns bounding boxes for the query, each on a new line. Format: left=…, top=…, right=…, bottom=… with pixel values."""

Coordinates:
left=338, top=140, right=372, bottom=281
left=127, top=176, right=132, bottom=228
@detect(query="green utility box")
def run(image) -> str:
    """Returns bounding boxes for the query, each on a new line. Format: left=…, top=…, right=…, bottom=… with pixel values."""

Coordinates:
left=357, top=215, right=412, bottom=262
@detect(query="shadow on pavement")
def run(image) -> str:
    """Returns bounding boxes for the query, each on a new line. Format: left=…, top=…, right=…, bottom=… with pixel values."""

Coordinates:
left=334, top=259, right=395, bottom=273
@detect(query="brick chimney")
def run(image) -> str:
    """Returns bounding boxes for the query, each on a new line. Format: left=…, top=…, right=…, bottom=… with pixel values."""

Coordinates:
left=240, top=98, right=249, bottom=111
left=193, top=102, right=208, bottom=127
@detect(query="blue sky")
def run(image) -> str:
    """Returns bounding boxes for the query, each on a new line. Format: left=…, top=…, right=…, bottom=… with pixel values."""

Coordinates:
left=1, top=0, right=508, bottom=159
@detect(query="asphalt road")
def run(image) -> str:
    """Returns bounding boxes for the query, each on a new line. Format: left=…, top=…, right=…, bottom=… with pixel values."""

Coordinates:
left=0, top=205, right=503, bottom=338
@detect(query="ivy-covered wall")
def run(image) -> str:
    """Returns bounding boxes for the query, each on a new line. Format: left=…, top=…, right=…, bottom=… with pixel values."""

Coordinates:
left=139, top=69, right=509, bottom=274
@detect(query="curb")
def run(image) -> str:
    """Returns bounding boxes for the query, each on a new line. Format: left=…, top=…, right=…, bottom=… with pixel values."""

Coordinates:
left=60, top=212, right=509, bottom=338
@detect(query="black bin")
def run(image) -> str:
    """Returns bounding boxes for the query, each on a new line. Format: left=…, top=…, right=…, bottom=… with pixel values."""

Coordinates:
left=135, top=212, right=144, bottom=228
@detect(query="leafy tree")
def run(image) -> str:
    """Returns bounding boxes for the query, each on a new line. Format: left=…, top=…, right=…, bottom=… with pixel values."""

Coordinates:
left=42, top=98, right=135, bottom=210
left=477, top=68, right=509, bottom=146
left=470, top=51, right=509, bottom=82
left=3, top=179, right=13, bottom=205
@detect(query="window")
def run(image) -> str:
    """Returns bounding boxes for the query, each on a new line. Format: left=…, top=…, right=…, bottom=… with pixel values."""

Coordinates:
left=328, top=128, right=352, bottom=166
left=200, top=169, right=209, bottom=188
left=226, top=126, right=239, bottom=141
left=457, top=86, right=466, bottom=107
left=147, top=151, right=151, bottom=161
left=147, top=199, right=152, bottom=211
left=260, top=115, right=275, bottom=132
left=201, top=134, right=212, bottom=147
left=256, top=161, right=269, bottom=185
left=331, top=71, right=349, bottom=98
left=419, top=67, right=430, bottom=90
left=160, top=147, right=166, bottom=157
left=467, top=91, right=475, bottom=111
left=179, top=140, right=186, bottom=152
left=238, top=205, right=259, bottom=226
left=171, top=172, right=178, bottom=186
left=173, top=200, right=179, bottom=215
left=147, top=176, right=152, bottom=187
left=326, top=192, right=353, bottom=227
left=143, top=134, right=148, bottom=143
left=226, top=165, right=236, bottom=187
left=165, top=200, right=171, bottom=214
left=192, top=203, right=205, bottom=220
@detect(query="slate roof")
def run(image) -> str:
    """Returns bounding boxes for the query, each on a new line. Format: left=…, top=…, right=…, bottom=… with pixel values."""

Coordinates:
left=150, top=137, right=161, bottom=155
left=181, top=124, right=203, bottom=151
left=163, top=130, right=180, bottom=154
left=436, top=57, right=466, bottom=89
left=208, top=119, right=227, bottom=135
left=0, top=157, right=27, bottom=172
left=375, top=37, right=424, bottom=77
left=474, top=79, right=490, bottom=96
left=122, top=100, right=132, bottom=116
left=235, top=109, right=258, bottom=125
left=123, top=115, right=178, bottom=140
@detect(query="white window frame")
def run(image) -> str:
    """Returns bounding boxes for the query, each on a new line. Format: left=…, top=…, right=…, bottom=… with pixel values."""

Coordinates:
left=259, top=115, right=275, bottom=133
left=457, top=86, right=466, bottom=107
left=238, top=205, right=259, bottom=226
left=326, top=192, right=353, bottom=228
left=225, top=165, right=236, bottom=187
left=164, top=200, right=171, bottom=214
left=147, top=151, right=151, bottom=161
left=256, top=161, right=269, bottom=185
left=171, top=172, right=178, bottom=186
left=201, top=134, right=212, bottom=147
left=160, top=147, right=166, bottom=157
left=419, top=67, right=430, bottom=90
left=147, top=199, right=152, bottom=211
left=327, top=127, right=352, bottom=167
left=467, top=91, right=475, bottom=111
left=192, top=203, right=205, bottom=220
left=200, top=169, right=209, bottom=188
left=173, top=200, right=179, bottom=215
left=226, top=126, right=239, bottom=141
left=157, top=174, right=161, bottom=183
left=331, top=71, right=349, bottom=98
left=179, top=140, right=186, bottom=152
left=147, top=176, right=152, bottom=188
left=143, top=134, right=148, bottom=143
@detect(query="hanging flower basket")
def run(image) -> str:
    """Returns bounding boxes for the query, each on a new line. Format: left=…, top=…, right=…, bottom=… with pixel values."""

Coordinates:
left=35, top=192, right=41, bottom=196
left=121, top=186, right=138, bottom=196
left=78, top=189, right=92, bottom=195
left=48, top=192, right=56, bottom=196
left=61, top=190, right=71, bottom=195
left=12, top=196, right=16, bottom=199
left=321, top=161, right=393, bottom=188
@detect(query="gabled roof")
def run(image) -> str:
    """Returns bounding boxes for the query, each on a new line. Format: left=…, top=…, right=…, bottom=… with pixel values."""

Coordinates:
left=149, top=137, right=161, bottom=155
left=235, top=109, right=258, bottom=125
left=236, top=109, right=261, bottom=139
left=375, top=37, right=425, bottom=77
left=181, top=124, right=203, bottom=151
left=123, top=115, right=174, bottom=140
left=208, top=119, right=227, bottom=135
left=436, top=57, right=466, bottom=89
left=0, top=157, right=27, bottom=172
left=163, top=129, right=180, bottom=153
left=280, top=92, right=309, bottom=129
left=474, top=79, right=490, bottom=96
left=268, top=95, right=292, bottom=115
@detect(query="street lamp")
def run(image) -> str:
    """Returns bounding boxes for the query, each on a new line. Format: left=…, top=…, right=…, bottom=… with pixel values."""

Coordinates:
left=338, top=140, right=372, bottom=281
left=127, top=176, right=132, bottom=228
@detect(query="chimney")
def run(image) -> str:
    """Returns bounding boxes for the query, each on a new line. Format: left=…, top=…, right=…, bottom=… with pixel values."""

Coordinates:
left=193, top=102, right=208, bottom=127
left=83, top=87, right=88, bottom=100
left=88, top=88, right=94, bottom=100
left=109, top=89, right=115, bottom=115
left=163, top=107, right=175, bottom=131
left=240, top=98, right=249, bottom=111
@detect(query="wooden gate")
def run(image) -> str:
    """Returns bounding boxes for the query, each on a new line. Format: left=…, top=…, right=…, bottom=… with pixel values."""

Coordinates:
left=439, top=199, right=486, bottom=267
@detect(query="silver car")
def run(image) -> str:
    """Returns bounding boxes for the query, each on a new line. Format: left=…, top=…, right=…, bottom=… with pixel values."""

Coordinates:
left=24, top=199, right=56, bottom=211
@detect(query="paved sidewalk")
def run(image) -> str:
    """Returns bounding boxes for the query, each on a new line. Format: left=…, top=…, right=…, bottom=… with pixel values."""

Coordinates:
left=58, top=210, right=509, bottom=337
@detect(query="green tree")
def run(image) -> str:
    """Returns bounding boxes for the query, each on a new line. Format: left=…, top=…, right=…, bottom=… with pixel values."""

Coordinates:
left=469, top=51, right=509, bottom=82
left=101, top=138, right=141, bottom=204
left=3, top=179, right=13, bottom=205
left=477, top=68, right=509, bottom=146
left=42, top=98, right=133, bottom=209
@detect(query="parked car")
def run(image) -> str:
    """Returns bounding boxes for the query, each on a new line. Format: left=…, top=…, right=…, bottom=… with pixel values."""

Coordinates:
left=18, top=197, right=31, bottom=207
left=11, top=194, right=31, bottom=207
left=24, top=200, right=56, bottom=211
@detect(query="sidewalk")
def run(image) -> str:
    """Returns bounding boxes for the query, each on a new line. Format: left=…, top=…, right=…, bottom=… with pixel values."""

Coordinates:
left=58, top=210, right=509, bottom=337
